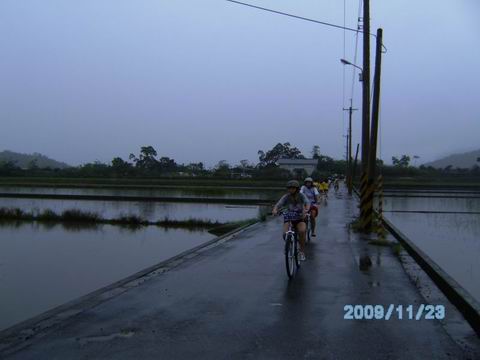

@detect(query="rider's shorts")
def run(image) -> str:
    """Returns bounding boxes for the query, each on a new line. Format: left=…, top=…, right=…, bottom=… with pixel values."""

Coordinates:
left=284, top=219, right=306, bottom=227
left=309, top=204, right=318, bottom=217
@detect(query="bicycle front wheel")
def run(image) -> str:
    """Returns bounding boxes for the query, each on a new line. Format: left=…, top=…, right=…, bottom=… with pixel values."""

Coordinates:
left=285, top=234, right=297, bottom=278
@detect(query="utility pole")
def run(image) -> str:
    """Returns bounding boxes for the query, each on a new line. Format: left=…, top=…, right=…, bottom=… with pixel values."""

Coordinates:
left=365, top=28, right=384, bottom=229
left=344, top=134, right=349, bottom=179
left=359, top=0, right=371, bottom=226
left=352, top=143, right=360, bottom=186
left=343, top=99, right=357, bottom=195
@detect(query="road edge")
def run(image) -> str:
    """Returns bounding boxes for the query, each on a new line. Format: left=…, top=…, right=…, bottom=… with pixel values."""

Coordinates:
left=0, top=220, right=262, bottom=355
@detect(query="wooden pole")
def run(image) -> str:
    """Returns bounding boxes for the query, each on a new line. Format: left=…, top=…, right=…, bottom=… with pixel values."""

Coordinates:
left=364, top=28, right=383, bottom=230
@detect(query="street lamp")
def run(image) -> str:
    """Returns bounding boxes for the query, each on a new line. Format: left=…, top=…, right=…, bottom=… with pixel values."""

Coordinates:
left=340, top=59, right=363, bottom=82
left=341, top=58, right=363, bottom=195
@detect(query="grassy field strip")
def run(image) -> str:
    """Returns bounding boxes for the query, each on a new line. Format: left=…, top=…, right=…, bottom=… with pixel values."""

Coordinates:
left=0, top=207, right=261, bottom=235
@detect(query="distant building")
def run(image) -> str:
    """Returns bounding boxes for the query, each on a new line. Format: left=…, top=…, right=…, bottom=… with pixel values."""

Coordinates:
left=277, top=158, right=318, bottom=176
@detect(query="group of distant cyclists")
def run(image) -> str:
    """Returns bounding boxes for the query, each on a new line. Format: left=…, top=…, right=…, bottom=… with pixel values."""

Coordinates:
left=272, top=175, right=343, bottom=262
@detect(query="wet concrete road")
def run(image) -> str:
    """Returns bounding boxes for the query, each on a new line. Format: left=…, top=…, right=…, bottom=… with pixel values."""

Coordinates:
left=2, top=190, right=477, bottom=359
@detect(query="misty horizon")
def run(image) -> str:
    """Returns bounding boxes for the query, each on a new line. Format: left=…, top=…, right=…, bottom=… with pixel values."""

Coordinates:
left=1, top=0, right=479, bottom=168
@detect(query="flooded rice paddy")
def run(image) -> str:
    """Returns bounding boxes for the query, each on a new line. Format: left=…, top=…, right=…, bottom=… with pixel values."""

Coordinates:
left=0, top=186, right=273, bottom=331
left=1, top=185, right=479, bottom=331
left=382, top=189, right=480, bottom=303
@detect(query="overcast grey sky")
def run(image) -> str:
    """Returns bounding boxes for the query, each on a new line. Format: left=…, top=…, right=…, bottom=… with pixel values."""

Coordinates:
left=0, top=0, right=479, bottom=167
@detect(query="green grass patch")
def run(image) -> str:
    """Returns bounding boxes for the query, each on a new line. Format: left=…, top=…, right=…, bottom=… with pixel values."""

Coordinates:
left=392, top=243, right=404, bottom=256
left=36, top=209, right=60, bottom=221
left=0, top=206, right=261, bottom=236
left=61, top=209, right=100, bottom=222
left=0, top=207, right=33, bottom=220
left=348, top=218, right=364, bottom=232
left=0, top=207, right=259, bottom=234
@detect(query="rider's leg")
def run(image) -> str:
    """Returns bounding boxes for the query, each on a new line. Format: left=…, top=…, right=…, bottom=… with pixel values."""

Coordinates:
left=311, top=210, right=317, bottom=235
left=296, top=222, right=307, bottom=252
left=282, top=222, right=289, bottom=238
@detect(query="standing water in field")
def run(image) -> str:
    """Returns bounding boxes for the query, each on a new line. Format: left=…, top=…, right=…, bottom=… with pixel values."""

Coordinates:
left=0, top=222, right=215, bottom=331
left=382, top=191, right=480, bottom=303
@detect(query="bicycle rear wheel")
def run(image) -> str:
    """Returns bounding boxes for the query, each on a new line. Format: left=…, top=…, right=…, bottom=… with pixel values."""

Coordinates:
left=306, top=217, right=311, bottom=243
left=285, top=234, right=297, bottom=278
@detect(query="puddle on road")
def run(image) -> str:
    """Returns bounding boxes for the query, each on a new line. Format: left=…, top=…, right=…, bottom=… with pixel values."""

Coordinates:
left=77, top=330, right=135, bottom=345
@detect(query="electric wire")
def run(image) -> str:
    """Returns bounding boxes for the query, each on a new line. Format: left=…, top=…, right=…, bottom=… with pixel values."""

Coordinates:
left=226, top=0, right=364, bottom=34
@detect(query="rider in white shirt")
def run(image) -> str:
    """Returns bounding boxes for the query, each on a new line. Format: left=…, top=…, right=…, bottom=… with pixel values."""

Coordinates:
left=300, top=177, right=321, bottom=237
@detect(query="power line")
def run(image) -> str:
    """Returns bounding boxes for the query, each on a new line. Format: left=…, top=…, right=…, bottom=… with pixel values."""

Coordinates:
left=225, top=0, right=360, bottom=34
left=225, top=0, right=388, bottom=53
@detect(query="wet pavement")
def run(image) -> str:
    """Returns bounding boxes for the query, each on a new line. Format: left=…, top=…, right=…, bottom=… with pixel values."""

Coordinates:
left=1, top=190, right=479, bottom=359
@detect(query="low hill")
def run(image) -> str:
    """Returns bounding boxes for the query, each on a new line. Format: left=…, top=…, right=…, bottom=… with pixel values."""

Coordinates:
left=0, top=150, right=71, bottom=169
left=423, top=149, right=480, bottom=169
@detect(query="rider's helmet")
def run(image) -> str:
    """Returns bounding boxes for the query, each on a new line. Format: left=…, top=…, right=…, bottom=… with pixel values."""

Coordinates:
left=286, top=180, right=300, bottom=189
left=304, top=177, right=313, bottom=185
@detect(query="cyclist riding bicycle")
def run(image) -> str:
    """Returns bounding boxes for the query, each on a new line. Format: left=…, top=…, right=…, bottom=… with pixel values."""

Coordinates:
left=272, top=180, right=310, bottom=261
left=300, top=177, right=320, bottom=237
left=320, top=179, right=329, bottom=197
left=334, top=177, right=340, bottom=191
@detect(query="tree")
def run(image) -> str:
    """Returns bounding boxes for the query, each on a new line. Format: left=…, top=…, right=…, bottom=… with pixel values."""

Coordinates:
left=316, top=155, right=335, bottom=171
left=258, top=142, right=305, bottom=167
left=79, top=161, right=111, bottom=177
left=111, top=157, right=132, bottom=175
left=140, top=146, right=157, bottom=158
left=186, top=162, right=204, bottom=174
left=239, top=159, right=252, bottom=169
left=158, top=157, right=177, bottom=172
left=0, top=160, right=20, bottom=176
left=311, top=145, right=321, bottom=159
left=127, top=146, right=159, bottom=170
left=214, top=160, right=231, bottom=177
left=413, top=155, right=420, bottom=167
left=129, top=153, right=138, bottom=164
left=27, top=158, right=39, bottom=170
left=392, top=155, right=410, bottom=168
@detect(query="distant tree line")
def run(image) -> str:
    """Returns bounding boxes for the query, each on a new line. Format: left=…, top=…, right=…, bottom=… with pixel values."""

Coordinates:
left=0, top=145, right=479, bottom=180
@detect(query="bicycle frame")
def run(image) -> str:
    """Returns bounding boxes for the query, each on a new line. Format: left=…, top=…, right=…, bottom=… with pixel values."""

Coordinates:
left=285, top=220, right=296, bottom=238
left=282, top=215, right=300, bottom=278
left=305, top=212, right=311, bottom=242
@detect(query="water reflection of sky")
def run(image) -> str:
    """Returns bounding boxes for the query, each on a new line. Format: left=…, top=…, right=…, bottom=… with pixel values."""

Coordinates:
left=381, top=196, right=480, bottom=213
left=384, top=196, right=480, bottom=304
left=0, top=186, right=281, bottom=200
left=0, top=223, right=215, bottom=331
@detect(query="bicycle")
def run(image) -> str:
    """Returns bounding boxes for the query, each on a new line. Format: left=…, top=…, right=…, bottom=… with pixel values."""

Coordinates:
left=280, top=211, right=301, bottom=279
left=320, top=191, right=328, bottom=206
left=305, top=212, right=312, bottom=244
